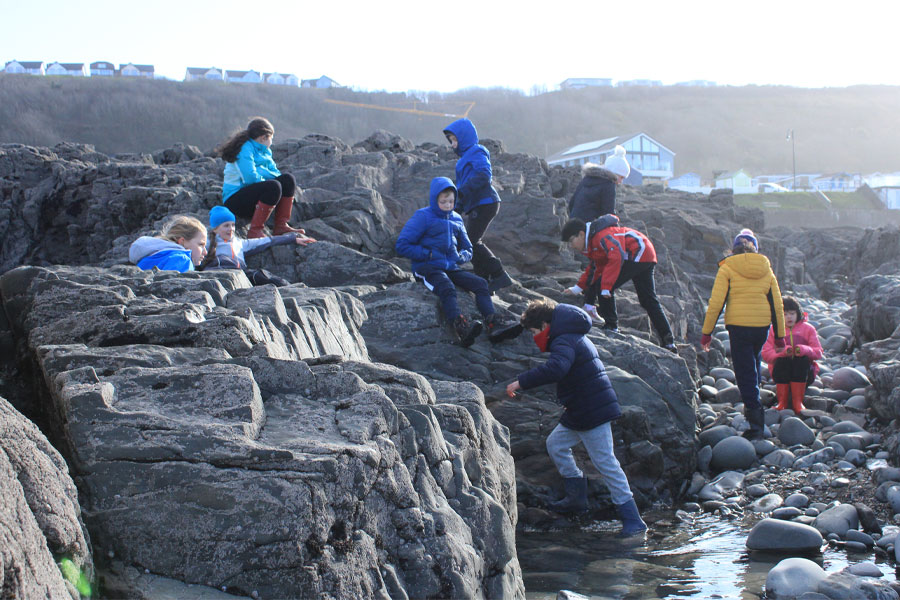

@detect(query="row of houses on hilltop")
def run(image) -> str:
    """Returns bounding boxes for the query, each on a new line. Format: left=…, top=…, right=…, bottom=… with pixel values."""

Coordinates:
left=3, top=60, right=341, bottom=88
left=548, top=134, right=900, bottom=209
left=4, top=60, right=154, bottom=77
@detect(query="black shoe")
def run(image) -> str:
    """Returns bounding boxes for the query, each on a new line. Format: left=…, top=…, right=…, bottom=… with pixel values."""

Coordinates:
left=487, top=271, right=513, bottom=293
left=484, top=313, right=523, bottom=343
left=453, top=315, right=482, bottom=348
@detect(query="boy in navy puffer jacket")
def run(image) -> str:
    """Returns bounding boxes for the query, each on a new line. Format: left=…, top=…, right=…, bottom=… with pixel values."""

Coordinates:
left=396, top=177, right=520, bottom=347
left=443, top=118, right=513, bottom=292
left=506, top=300, right=647, bottom=536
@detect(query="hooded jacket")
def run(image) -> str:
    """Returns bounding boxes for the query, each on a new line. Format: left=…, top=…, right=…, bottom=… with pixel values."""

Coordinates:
left=517, top=304, right=621, bottom=431
left=443, top=118, right=501, bottom=214
left=222, top=138, right=281, bottom=201
left=395, top=178, right=474, bottom=274
left=204, top=233, right=298, bottom=270
left=576, top=214, right=658, bottom=292
left=567, top=163, right=619, bottom=222
left=129, top=237, right=194, bottom=272
left=701, top=253, right=786, bottom=336
left=761, top=312, right=823, bottom=376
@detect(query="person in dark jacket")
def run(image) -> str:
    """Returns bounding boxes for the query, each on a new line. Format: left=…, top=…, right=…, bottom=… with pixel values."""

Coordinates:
left=396, top=177, right=521, bottom=347
left=567, top=145, right=631, bottom=222
left=561, top=215, right=676, bottom=351
left=443, top=118, right=513, bottom=293
left=506, top=300, right=647, bottom=536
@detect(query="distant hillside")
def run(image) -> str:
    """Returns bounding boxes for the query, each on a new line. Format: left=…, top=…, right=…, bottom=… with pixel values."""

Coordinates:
left=2, top=74, right=899, bottom=178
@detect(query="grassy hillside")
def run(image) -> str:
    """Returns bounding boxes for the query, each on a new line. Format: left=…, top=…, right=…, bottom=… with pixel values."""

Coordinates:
left=2, top=74, right=900, bottom=178
left=734, top=190, right=885, bottom=210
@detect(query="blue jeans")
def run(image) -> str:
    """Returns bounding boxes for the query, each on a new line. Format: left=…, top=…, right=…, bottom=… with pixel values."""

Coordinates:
left=419, top=269, right=494, bottom=321
left=546, top=422, right=633, bottom=505
left=727, top=325, right=770, bottom=411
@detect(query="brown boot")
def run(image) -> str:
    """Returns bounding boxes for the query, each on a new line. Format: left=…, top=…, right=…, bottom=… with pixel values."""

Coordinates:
left=247, top=201, right=275, bottom=239
left=790, top=381, right=807, bottom=413
left=272, top=196, right=304, bottom=235
left=776, top=383, right=790, bottom=410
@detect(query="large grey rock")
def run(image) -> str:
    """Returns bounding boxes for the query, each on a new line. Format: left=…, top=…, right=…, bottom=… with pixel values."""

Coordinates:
left=698, top=424, right=736, bottom=448
left=778, top=416, right=816, bottom=446
left=0, top=396, right=92, bottom=600
left=855, top=274, right=900, bottom=343
left=830, top=366, right=872, bottom=392
left=765, top=558, right=827, bottom=599
left=746, top=518, right=823, bottom=552
left=816, top=570, right=898, bottom=600
left=710, top=436, right=757, bottom=472
left=813, top=503, right=860, bottom=537
left=698, top=471, right=745, bottom=502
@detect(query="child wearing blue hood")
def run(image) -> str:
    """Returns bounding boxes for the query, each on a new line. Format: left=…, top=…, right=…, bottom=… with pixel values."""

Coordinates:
left=506, top=299, right=647, bottom=537
left=129, top=215, right=208, bottom=272
left=443, top=118, right=513, bottom=293
left=396, top=177, right=520, bottom=347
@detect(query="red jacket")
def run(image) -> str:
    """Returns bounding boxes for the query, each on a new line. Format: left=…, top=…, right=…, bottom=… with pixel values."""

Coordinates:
left=577, top=216, right=657, bottom=292
left=761, top=313, right=824, bottom=376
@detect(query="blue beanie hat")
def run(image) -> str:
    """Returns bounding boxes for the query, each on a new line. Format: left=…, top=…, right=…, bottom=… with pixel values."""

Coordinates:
left=209, top=206, right=236, bottom=229
left=733, top=228, right=758, bottom=251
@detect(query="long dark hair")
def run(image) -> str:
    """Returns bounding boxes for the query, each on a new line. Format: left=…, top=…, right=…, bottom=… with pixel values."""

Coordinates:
left=198, top=233, right=219, bottom=271
left=216, top=117, right=274, bottom=163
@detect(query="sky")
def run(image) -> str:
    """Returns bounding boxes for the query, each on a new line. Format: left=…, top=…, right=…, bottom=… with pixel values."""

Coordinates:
left=2, top=0, right=898, bottom=92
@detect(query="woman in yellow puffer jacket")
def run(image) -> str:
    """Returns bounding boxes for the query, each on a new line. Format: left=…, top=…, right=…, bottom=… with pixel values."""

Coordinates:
left=700, top=229, right=786, bottom=440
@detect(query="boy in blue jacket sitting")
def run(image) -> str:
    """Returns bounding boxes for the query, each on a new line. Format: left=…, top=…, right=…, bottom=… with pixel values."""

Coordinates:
left=396, top=177, right=520, bottom=347
left=443, top=118, right=513, bottom=293
left=506, top=299, right=647, bottom=536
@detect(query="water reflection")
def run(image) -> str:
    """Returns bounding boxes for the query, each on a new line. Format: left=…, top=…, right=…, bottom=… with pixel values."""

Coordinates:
left=519, top=512, right=896, bottom=599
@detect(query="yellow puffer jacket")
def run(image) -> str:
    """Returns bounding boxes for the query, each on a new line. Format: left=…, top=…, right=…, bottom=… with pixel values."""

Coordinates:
left=702, top=253, right=786, bottom=337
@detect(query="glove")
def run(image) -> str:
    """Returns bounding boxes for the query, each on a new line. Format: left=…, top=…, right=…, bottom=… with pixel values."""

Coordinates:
left=600, top=289, right=611, bottom=297
left=457, top=249, right=472, bottom=264
left=700, top=334, right=712, bottom=347
left=567, top=284, right=583, bottom=294
left=773, top=337, right=786, bottom=349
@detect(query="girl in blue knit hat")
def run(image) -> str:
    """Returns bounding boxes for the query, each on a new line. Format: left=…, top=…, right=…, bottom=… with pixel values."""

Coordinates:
left=200, top=205, right=315, bottom=286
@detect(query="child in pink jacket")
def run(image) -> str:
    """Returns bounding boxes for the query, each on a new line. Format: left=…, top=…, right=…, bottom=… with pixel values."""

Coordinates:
left=761, top=296, right=824, bottom=413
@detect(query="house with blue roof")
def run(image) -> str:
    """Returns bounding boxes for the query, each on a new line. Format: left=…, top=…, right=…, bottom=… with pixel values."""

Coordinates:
left=546, top=133, right=675, bottom=183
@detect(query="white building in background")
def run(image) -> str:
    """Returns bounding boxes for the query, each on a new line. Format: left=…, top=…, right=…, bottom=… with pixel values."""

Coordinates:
left=264, top=72, right=299, bottom=86
left=4, top=60, right=44, bottom=74
left=546, top=133, right=675, bottom=183
left=90, top=61, right=115, bottom=76
left=120, top=63, right=154, bottom=78
left=45, top=62, right=87, bottom=76
left=559, top=78, right=613, bottom=90
left=184, top=67, right=225, bottom=82
left=301, top=75, right=340, bottom=88
left=225, top=69, right=262, bottom=84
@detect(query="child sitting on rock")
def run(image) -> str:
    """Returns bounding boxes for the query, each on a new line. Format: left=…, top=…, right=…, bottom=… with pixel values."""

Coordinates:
left=761, top=295, right=824, bottom=413
left=395, top=177, right=521, bottom=347
left=129, top=215, right=208, bottom=273
left=200, top=206, right=314, bottom=286
left=505, top=299, right=647, bottom=537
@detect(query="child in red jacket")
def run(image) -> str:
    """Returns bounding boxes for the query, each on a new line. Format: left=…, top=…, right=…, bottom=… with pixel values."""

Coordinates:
left=761, top=296, right=824, bottom=413
left=561, top=215, right=675, bottom=351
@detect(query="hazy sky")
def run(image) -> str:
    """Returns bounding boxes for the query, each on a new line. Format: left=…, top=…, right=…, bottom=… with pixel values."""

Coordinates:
left=2, top=0, right=896, bottom=92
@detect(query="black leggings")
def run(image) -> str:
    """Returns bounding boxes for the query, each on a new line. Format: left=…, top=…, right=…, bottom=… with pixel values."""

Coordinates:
left=464, top=202, right=504, bottom=279
left=772, top=356, right=815, bottom=385
left=224, top=173, right=296, bottom=219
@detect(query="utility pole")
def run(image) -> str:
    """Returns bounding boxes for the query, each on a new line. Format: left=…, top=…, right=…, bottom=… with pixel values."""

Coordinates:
left=787, top=129, right=796, bottom=190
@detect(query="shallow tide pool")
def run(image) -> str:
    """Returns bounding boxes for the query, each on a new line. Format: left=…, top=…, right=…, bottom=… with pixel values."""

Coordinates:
left=519, top=512, right=897, bottom=599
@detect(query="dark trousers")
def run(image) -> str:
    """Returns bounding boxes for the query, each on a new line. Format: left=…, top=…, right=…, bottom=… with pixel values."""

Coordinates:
left=772, top=356, right=815, bottom=385
left=224, top=173, right=296, bottom=219
left=727, top=325, right=770, bottom=411
left=464, top=202, right=504, bottom=280
left=595, top=262, right=673, bottom=342
left=421, top=269, right=494, bottom=321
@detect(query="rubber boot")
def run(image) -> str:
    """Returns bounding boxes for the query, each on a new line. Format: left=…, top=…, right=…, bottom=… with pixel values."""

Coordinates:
left=548, top=477, right=588, bottom=513
left=790, top=381, right=807, bottom=413
left=453, top=315, right=482, bottom=348
left=741, top=406, right=765, bottom=440
left=272, top=196, right=304, bottom=235
left=775, top=383, right=790, bottom=410
left=484, top=313, right=523, bottom=344
left=616, top=498, right=648, bottom=537
left=247, top=201, right=275, bottom=239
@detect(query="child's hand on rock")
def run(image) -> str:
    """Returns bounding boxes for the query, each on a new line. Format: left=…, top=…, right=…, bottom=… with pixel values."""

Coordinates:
left=506, top=381, right=520, bottom=398
left=295, top=234, right=316, bottom=245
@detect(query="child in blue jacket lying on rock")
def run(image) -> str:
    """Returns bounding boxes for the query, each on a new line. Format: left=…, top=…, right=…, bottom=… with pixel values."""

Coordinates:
left=506, top=299, right=647, bottom=537
left=129, top=215, right=208, bottom=272
left=395, top=177, right=521, bottom=347
left=199, top=206, right=315, bottom=286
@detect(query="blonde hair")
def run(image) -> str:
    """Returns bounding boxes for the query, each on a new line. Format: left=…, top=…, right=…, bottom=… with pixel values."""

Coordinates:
left=161, top=216, right=206, bottom=244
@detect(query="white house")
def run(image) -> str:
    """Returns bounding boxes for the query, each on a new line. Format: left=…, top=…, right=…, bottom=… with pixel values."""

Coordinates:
left=546, top=133, right=675, bottom=182
left=264, top=72, right=299, bottom=86
left=90, top=61, right=115, bottom=76
left=559, top=78, right=613, bottom=90
left=184, top=67, right=224, bottom=82
left=4, top=60, right=44, bottom=75
left=225, top=69, right=262, bottom=83
left=120, top=63, right=154, bottom=78
left=714, top=169, right=755, bottom=193
left=301, top=75, right=340, bottom=89
left=667, top=172, right=710, bottom=193
left=45, top=62, right=87, bottom=76
left=864, top=173, right=900, bottom=209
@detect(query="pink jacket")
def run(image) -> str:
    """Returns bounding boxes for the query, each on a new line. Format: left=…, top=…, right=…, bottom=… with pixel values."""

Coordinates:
left=761, top=313, right=824, bottom=376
